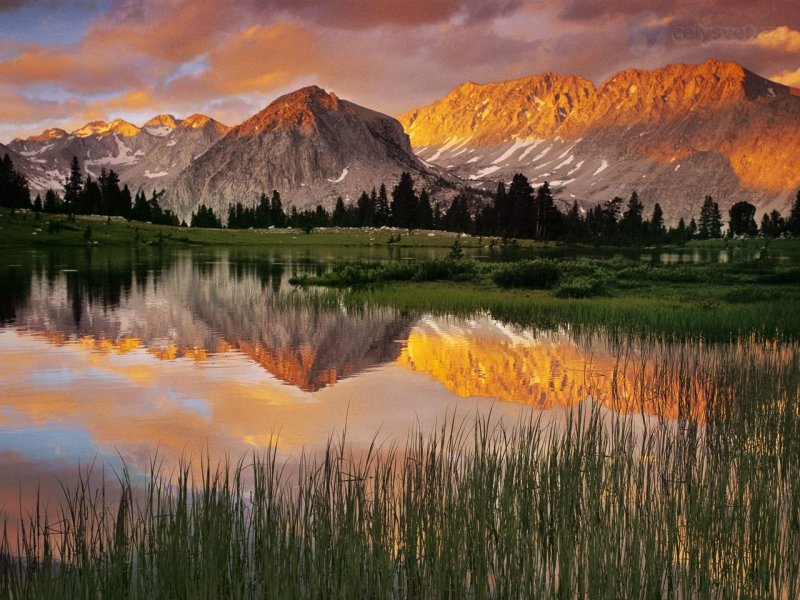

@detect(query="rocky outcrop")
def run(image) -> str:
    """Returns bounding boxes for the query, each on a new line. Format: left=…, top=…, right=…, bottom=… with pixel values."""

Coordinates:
left=399, top=59, right=800, bottom=219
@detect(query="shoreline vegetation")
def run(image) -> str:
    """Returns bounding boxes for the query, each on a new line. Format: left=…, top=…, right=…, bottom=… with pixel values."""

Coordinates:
left=3, top=207, right=800, bottom=342
left=3, top=205, right=800, bottom=252
left=2, top=335, right=799, bottom=597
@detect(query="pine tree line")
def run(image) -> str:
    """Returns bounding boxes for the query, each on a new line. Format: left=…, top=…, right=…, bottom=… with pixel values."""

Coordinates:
left=2, top=154, right=179, bottom=225
left=5, top=153, right=800, bottom=241
left=158, top=171, right=800, bottom=242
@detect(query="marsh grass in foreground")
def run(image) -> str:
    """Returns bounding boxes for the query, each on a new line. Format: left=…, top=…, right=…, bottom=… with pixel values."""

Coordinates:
left=2, top=340, right=799, bottom=598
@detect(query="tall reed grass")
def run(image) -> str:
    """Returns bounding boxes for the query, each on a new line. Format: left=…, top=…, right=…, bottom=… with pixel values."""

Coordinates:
left=2, top=341, right=798, bottom=598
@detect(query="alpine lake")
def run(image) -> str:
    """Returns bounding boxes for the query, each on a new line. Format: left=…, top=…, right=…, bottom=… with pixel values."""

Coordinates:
left=1, top=236, right=799, bottom=597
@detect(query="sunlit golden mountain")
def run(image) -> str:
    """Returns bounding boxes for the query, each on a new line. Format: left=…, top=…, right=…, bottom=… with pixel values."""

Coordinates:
left=397, top=317, right=709, bottom=419
left=399, top=59, right=800, bottom=218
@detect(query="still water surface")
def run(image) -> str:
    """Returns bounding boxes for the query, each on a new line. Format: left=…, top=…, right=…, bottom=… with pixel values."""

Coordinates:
left=0, top=244, right=783, bottom=523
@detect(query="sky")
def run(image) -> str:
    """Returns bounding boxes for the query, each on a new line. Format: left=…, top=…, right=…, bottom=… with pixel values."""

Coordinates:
left=0, top=0, right=799, bottom=141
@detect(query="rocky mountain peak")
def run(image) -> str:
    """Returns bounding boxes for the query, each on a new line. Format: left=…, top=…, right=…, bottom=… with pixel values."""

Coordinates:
left=179, top=114, right=229, bottom=135
left=73, top=120, right=109, bottom=137
left=144, top=114, right=180, bottom=129
left=165, top=85, right=438, bottom=219
left=235, top=85, right=349, bottom=136
left=73, top=119, right=140, bottom=138
left=400, top=60, right=798, bottom=150
left=400, top=59, right=800, bottom=218
left=181, top=114, right=211, bottom=128
left=19, top=128, right=69, bottom=143
left=399, top=72, right=596, bottom=147
left=108, top=118, right=141, bottom=137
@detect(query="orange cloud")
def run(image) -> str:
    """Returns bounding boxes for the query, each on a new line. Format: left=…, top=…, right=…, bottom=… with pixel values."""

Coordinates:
left=755, top=26, right=800, bottom=53
left=772, top=66, right=800, bottom=88
left=0, top=90, right=81, bottom=123
left=0, top=45, right=74, bottom=83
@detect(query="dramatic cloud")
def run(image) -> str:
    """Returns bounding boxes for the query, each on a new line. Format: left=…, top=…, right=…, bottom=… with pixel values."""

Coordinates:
left=773, top=67, right=800, bottom=88
left=755, top=26, right=800, bottom=52
left=0, top=0, right=797, bottom=140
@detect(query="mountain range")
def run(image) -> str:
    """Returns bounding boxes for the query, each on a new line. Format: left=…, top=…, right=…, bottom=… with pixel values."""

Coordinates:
left=3, top=59, right=799, bottom=221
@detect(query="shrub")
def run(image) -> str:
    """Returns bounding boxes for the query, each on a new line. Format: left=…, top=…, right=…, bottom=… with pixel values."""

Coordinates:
left=492, top=260, right=562, bottom=289
left=413, top=259, right=475, bottom=282
left=757, top=267, right=800, bottom=285
left=554, top=276, right=606, bottom=298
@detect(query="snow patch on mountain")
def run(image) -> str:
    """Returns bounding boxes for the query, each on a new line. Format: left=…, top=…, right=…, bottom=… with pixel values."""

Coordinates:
left=85, top=137, right=142, bottom=167
left=518, top=140, right=543, bottom=161
left=428, top=137, right=461, bottom=161
left=492, top=138, right=536, bottom=164
left=567, top=160, right=585, bottom=176
left=20, top=144, right=54, bottom=156
left=469, top=165, right=502, bottom=180
left=592, top=160, right=609, bottom=176
left=145, top=126, right=172, bottom=137
left=327, top=163, right=350, bottom=183
left=553, top=155, right=575, bottom=170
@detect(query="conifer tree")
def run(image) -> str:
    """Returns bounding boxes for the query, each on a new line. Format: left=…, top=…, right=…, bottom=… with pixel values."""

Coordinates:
left=728, top=201, right=757, bottom=237
left=190, top=204, right=222, bottom=228
left=375, top=184, right=390, bottom=226
left=620, top=191, right=644, bottom=239
left=492, top=182, right=509, bottom=235
left=564, top=200, right=585, bottom=241
left=689, top=217, right=698, bottom=238
left=417, top=189, right=434, bottom=229
left=43, top=189, right=60, bottom=213
left=442, top=194, right=472, bottom=233
left=81, top=175, right=102, bottom=214
left=332, top=196, right=347, bottom=226
left=256, top=193, right=271, bottom=227
left=390, top=172, right=418, bottom=228
left=356, top=191, right=374, bottom=227
left=601, top=197, right=623, bottom=239
left=0, top=154, right=31, bottom=208
left=532, top=182, right=563, bottom=239
left=131, top=191, right=150, bottom=222
left=270, top=190, right=285, bottom=227
left=507, top=174, right=535, bottom=238
left=63, top=156, right=83, bottom=213
left=698, top=195, right=722, bottom=238
left=650, top=203, right=665, bottom=239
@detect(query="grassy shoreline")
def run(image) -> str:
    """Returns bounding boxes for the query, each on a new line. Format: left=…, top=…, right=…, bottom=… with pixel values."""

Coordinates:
left=294, top=255, right=800, bottom=341
left=3, top=207, right=800, bottom=342
left=3, top=337, right=798, bottom=598
left=3, top=208, right=797, bottom=256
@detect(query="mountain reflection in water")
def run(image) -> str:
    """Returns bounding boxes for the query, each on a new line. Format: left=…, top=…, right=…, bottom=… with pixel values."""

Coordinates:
left=1, top=247, right=790, bottom=539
